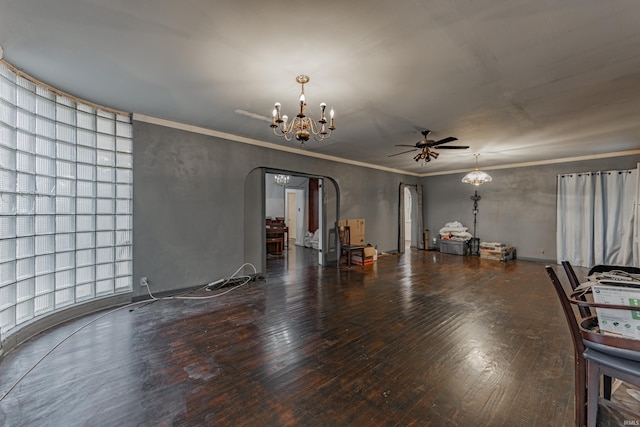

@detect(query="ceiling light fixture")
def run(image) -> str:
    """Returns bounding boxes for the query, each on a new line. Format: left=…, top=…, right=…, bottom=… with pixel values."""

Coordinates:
left=274, top=174, right=290, bottom=186
left=462, top=154, right=492, bottom=186
left=270, top=74, right=334, bottom=143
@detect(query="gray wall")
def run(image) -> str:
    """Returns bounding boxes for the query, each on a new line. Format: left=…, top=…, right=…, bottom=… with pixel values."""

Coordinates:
left=423, top=155, right=640, bottom=261
left=133, top=121, right=419, bottom=296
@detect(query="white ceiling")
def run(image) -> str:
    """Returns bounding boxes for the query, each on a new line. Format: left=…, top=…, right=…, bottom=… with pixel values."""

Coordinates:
left=1, top=0, right=639, bottom=175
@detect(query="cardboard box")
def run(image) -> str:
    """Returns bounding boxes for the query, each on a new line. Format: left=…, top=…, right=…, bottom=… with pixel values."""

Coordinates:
left=351, top=255, right=374, bottom=265
left=480, top=247, right=515, bottom=261
left=592, top=284, right=640, bottom=340
left=338, top=219, right=365, bottom=245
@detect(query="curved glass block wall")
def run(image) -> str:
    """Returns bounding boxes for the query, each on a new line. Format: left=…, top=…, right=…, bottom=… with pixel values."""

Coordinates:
left=0, top=62, right=133, bottom=338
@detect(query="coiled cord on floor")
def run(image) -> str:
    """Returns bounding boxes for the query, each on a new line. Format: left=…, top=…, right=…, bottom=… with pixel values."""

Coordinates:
left=0, top=262, right=258, bottom=403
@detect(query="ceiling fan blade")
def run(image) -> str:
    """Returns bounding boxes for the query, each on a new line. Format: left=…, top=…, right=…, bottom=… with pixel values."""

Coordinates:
left=388, top=148, right=418, bottom=157
left=430, top=136, right=458, bottom=147
left=394, top=144, right=419, bottom=148
left=437, top=145, right=470, bottom=149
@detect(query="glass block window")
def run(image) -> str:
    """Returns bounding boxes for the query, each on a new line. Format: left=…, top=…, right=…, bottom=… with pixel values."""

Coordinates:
left=0, top=63, right=133, bottom=336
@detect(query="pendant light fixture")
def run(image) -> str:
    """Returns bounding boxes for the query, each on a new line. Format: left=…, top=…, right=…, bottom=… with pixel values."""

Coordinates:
left=462, top=154, right=492, bottom=186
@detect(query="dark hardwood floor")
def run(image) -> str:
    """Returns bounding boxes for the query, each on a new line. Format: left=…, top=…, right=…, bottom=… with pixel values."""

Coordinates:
left=0, top=245, right=630, bottom=426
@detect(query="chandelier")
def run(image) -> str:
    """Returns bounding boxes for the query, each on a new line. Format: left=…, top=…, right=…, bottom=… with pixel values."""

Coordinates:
left=270, top=74, right=335, bottom=143
left=274, top=174, right=290, bottom=186
left=462, top=154, right=492, bottom=186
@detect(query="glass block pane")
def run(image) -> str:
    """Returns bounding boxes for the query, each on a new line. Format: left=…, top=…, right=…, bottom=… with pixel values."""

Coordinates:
left=55, top=233, right=75, bottom=252
left=17, top=86, right=36, bottom=112
left=16, top=236, right=35, bottom=258
left=116, top=153, right=132, bottom=168
left=116, top=137, right=132, bottom=153
left=115, top=122, right=132, bottom=138
left=0, top=145, right=17, bottom=170
left=55, top=251, right=75, bottom=271
left=55, top=288, right=75, bottom=309
left=56, top=142, right=76, bottom=161
left=0, top=100, right=16, bottom=127
left=115, top=215, right=131, bottom=230
left=36, top=85, right=54, bottom=100
left=16, top=194, right=34, bottom=214
left=35, top=117, right=56, bottom=138
left=115, top=245, right=132, bottom=261
left=1, top=215, right=17, bottom=238
left=0, top=169, right=16, bottom=192
left=96, top=199, right=114, bottom=214
left=35, top=175, right=56, bottom=195
left=76, top=283, right=94, bottom=302
left=96, top=150, right=115, bottom=167
left=16, top=152, right=35, bottom=173
left=56, top=104, right=76, bottom=126
left=76, top=197, right=94, bottom=214
left=76, top=248, right=95, bottom=267
left=35, top=235, right=55, bottom=255
left=0, top=283, right=17, bottom=310
left=16, top=109, right=35, bottom=132
left=35, top=215, right=55, bottom=234
left=1, top=192, right=17, bottom=214
left=77, top=103, right=94, bottom=114
left=16, top=278, right=35, bottom=302
left=16, top=172, right=35, bottom=193
left=55, top=160, right=75, bottom=179
left=115, top=230, right=131, bottom=246
left=76, top=232, right=95, bottom=249
left=115, top=260, right=131, bottom=277
left=16, top=299, right=34, bottom=324
left=116, top=169, right=132, bottom=185
left=96, top=215, right=114, bottom=230
left=56, top=269, right=75, bottom=289
left=96, top=231, right=114, bottom=247
left=36, top=96, right=56, bottom=120
left=76, top=111, right=95, bottom=131
left=37, top=157, right=57, bottom=177
left=96, top=263, right=114, bottom=281
left=116, top=113, right=129, bottom=123
left=96, top=134, right=115, bottom=151
left=16, top=75, right=35, bottom=91
left=77, top=146, right=96, bottom=164
left=35, top=136, right=56, bottom=158
left=0, top=123, right=17, bottom=149
left=77, top=128, right=96, bottom=147
left=36, top=196, right=56, bottom=214
left=0, top=306, right=16, bottom=333
left=34, top=293, right=54, bottom=315
left=77, top=164, right=95, bottom=181
left=116, top=184, right=132, bottom=199
left=115, top=275, right=131, bottom=291
left=77, top=181, right=95, bottom=198
left=76, top=265, right=95, bottom=284
left=16, top=257, right=34, bottom=280
left=96, top=166, right=115, bottom=182
left=56, top=94, right=74, bottom=108
left=55, top=215, right=75, bottom=236
left=0, top=75, right=16, bottom=104
left=35, top=254, right=55, bottom=275
left=0, top=261, right=16, bottom=286
left=55, top=196, right=75, bottom=214
left=56, top=178, right=75, bottom=196
left=0, top=238, right=16, bottom=263
left=97, top=183, right=114, bottom=198
left=76, top=215, right=95, bottom=232
left=96, top=117, right=115, bottom=135
left=96, top=279, right=114, bottom=296
left=15, top=216, right=33, bottom=237
left=96, top=247, right=114, bottom=264
left=17, top=130, right=36, bottom=153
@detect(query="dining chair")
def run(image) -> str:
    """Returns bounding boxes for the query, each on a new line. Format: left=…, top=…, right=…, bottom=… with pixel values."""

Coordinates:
left=562, top=261, right=592, bottom=317
left=547, top=264, right=640, bottom=426
left=338, top=225, right=365, bottom=268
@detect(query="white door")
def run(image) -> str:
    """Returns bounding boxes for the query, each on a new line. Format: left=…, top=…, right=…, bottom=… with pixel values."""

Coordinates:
left=286, top=192, right=297, bottom=240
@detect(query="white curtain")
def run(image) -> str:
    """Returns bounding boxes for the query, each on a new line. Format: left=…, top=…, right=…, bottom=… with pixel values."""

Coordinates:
left=557, top=164, right=639, bottom=267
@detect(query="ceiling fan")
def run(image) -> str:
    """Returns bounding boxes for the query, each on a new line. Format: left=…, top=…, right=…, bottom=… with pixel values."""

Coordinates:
left=388, top=130, right=469, bottom=163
